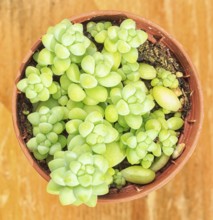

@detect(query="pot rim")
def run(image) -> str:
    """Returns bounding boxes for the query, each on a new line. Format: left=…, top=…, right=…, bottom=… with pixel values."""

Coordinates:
left=12, top=10, right=204, bottom=203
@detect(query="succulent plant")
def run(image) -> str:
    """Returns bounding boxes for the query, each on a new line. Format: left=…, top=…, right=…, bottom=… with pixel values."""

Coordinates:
left=109, top=82, right=155, bottom=129
left=81, top=52, right=122, bottom=88
left=66, top=111, right=119, bottom=154
left=47, top=151, right=114, bottom=207
left=17, top=66, right=58, bottom=103
left=87, top=19, right=148, bottom=63
left=151, top=67, right=179, bottom=89
left=120, top=108, right=181, bottom=167
left=120, top=60, right=140, bottom=82
left=112, top=169, right=126, bottom=189
left=65, top=51, right=122, bottom=105
left=26, top=106, right=67, bottom=159
left=16, top=17, right=187, bottom=207
left=158, top=129, right=178, bottom=156
left=33, top=19, right=93, bottom=76
left=86, top=21, right=112, bottom=41
left=121, top=130, right=160, bottom=166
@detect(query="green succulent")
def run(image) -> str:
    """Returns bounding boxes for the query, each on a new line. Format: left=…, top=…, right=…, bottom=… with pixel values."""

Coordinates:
left=47, top=151, right=114, bottom=207
left=64, top=51, right=122, bottom=105
left=87, top=19, right=148, bottom=64
left=145, top=109, right=184, bottom=131
left=66, top=99, right=105, bottom=121
left=144, top=109, right=168, bottom=130
left=109, top=82, right=155, bottom=129
left=26, top=106, right=67, bottom=159
left=34, top=19, right=92, bottom=75
left=151, top=67, right=179, bottom=89
left=52, top=84, right=67, bottom=100
left=120, top=61, right=158, bottom=83
left=81, top=52, right=122, bottom=88
left=121, top=130, right=160, bottom=166
left=49, top=50, right=122, bottom=105
left=112, top=169, right=126, bottom=189
left=66, top=111, right=119, bottom=154
left=16, top=17, right=186, bottom=207
left=17, top=66, right=58, bottom=103
left=158, top=129, right=178, bottom=156
left=120, top=60, right=140, bottom=82
left=87, top=21, right=112, bottom=41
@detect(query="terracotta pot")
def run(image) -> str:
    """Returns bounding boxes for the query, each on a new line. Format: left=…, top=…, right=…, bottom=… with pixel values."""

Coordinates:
left=12, top=10, right=203, bottom=203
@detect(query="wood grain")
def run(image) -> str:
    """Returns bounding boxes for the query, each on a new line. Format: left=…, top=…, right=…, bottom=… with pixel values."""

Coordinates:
left=0, top=0, right=212, bottom=219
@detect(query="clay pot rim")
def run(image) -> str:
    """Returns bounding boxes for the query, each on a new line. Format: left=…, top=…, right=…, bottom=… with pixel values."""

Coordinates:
left=12, top=10, right=204, bottom=203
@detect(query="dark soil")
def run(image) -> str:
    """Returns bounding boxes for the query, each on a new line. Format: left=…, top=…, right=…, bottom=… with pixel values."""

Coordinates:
left=138, top=41, right=181, bottom=73
left=16, top=20, right=191, bottom=189
left=17, top=93, right=33, bottom=142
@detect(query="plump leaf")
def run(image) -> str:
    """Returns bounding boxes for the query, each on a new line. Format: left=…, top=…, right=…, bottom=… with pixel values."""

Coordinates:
left=59, top=187, right=77, bottom=205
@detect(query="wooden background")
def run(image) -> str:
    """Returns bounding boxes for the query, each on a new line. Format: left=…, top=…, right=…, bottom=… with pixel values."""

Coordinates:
left=0, top=0, right=212, bottom=219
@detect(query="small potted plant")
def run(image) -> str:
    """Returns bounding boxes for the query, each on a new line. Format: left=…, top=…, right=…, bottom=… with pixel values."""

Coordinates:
left=12, top=11, right=203, bottom=207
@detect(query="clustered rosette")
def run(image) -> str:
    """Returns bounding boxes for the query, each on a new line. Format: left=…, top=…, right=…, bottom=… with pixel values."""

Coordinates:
left=47, top=151, right=114, bottom=207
